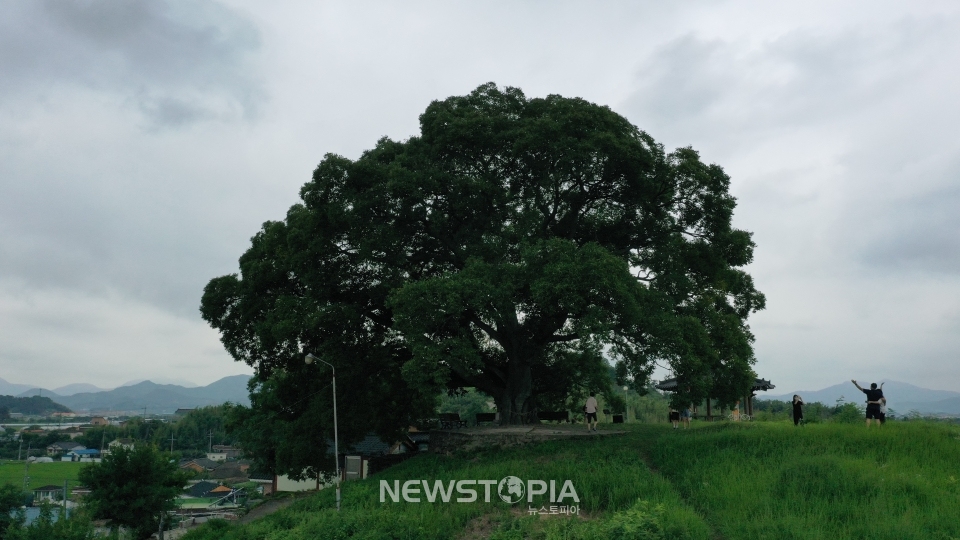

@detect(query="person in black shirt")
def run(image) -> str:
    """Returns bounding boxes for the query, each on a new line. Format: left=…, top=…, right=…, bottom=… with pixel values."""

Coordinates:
left=792, top=395, right=804, bottom=426
left=851, top=380, right=884, bottom=427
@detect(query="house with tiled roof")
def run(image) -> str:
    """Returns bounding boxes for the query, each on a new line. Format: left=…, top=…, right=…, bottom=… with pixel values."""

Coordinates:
left=185, top=481, right=220, bottom=498
left=180, top=457, right=220, bottom=474
left=210, top=461, right=249, bottom=482
left=46, top=441, right=84, bottom=456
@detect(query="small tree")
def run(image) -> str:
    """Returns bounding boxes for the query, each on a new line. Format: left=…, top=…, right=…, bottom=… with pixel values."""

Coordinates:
left=5, top=503, right=96, bottom=540
left=0, top=483, right=28, bottom=540
left=78, top=444, right=188, bottom=540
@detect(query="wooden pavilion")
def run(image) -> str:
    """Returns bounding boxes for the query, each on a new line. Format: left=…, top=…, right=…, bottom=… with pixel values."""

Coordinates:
left=655, top=377, right=776, bottom=420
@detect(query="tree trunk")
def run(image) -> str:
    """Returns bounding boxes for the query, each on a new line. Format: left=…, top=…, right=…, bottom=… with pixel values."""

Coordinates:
left=492, top=359, right=535, bottom=425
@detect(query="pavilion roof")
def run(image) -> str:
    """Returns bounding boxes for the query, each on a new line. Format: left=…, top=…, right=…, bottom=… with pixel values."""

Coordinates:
left=655, top=377, right=775, bottom=392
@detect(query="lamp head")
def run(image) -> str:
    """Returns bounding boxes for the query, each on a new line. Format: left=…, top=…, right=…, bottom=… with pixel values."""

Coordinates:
left=305, top=353, right=318, bottom=365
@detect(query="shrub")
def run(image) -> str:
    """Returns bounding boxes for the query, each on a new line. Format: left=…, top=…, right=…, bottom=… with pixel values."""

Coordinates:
left=604, top=500, right=665, bottom=540
left=831, top=402, right=865, bottom=424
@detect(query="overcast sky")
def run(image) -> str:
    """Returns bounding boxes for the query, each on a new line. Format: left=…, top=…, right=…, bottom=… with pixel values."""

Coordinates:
left=1, top=1, right=958, bottom=393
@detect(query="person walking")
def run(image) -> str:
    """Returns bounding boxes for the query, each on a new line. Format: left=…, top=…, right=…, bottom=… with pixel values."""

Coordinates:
left=851, top=380, right=884, bottom=428
left=792, top=395, right=804, bottom=426
left=681, top=405, right=692, bottom=428
left=669, top=407, right=680, bottom=429
left=584, top=392, right=599, bottom=432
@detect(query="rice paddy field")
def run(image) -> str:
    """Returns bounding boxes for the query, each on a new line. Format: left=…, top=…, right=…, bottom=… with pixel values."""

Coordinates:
left=173, top=421, right=960, bottom=539
left=0, top=460, right=85, bottom=491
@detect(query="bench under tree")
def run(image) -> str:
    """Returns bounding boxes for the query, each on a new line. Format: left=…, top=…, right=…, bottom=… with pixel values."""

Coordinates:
left=438, top=413, right=468, bottom=429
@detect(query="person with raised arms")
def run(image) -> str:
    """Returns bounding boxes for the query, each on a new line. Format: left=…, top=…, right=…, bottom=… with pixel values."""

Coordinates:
left=851, top=380, right=884, bottom=428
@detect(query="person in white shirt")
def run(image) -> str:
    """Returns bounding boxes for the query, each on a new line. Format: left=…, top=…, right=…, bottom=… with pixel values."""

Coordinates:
left=584, top=392, right=599, bottom=432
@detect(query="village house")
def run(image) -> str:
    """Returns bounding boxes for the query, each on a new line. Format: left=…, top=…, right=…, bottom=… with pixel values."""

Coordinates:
left=184, top=480, right=220, bottom=498
left=272, top=433, right=417, bottom=492
left=205, top=450, right=228, bottom=462
left=88, top=416, right=109, bottom=427
left=32, top=485, right=63, bottom=503
left=103, top=438, right=135, bottom=455
left=63, top=448, right=101, bottom=462
left=250, top=471, right=275, bottom=496
left=60, top=426, right=84, bottom=439
left=46, top=441, right=84, bottom=456
left=209, top=461, right=250, bottom=483
left=212, top=445, right=242, bottom=459
left=179, top=457, right=220, bottom=474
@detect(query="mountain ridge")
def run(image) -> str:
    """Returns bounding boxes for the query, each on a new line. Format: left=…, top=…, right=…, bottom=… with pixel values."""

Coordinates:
left=759, top=380, right=960, bottom=415
left=5, top=375, right=251, bottom=414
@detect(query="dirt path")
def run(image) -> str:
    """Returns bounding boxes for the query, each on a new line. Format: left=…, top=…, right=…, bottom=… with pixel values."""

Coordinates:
left=238, top=496, right=300, bottom=524
left=156, top=495, right=303, bottom=539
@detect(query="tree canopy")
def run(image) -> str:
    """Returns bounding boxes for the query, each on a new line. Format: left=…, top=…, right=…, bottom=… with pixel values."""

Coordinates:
left=77, top=445, right=187, bottom=540
left=201, top=83, right=764, bottom=476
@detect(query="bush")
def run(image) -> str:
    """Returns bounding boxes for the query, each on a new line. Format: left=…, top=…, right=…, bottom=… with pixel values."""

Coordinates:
left=831, top=402, right=864, bottom=424
left=604, top=500, right=665, bottom=539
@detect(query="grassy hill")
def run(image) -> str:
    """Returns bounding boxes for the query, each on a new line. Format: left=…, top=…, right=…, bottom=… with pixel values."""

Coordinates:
left=184, top=421, right=960, bottom=539
left=0, top=394, right=71, bottom=415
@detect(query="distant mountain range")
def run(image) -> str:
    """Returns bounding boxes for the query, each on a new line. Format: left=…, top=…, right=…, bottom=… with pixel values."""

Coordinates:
left=761, top=380, right=960, bottom=415
left=1, top=375, right=251, bottom=414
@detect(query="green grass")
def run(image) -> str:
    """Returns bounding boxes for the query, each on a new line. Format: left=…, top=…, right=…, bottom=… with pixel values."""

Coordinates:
left=176, top=421, right=960, bottom=539
left=181, top=431, right=709, bottom=540
left=642, top=421, right=960, bottom=540
left=0, top=461, right=86, bottom=491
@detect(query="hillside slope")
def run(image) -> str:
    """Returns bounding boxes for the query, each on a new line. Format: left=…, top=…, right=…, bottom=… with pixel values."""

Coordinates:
left=181, top=421, right=960, bottom=540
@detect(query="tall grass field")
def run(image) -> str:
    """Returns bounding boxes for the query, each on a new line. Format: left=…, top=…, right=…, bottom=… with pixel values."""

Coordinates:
left=181, top=421, right=960, bottom=539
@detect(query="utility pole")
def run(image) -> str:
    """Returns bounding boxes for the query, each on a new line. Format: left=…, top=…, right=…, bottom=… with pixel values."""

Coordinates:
left=22, top=447, right=30, bottom=492
left=17, top=439, right=22, bottom=461
left=169, top=432, right=176, bottom=453
left=63, top=479, right=67, bottom=517
left=208, top=431, right=213, bottom=453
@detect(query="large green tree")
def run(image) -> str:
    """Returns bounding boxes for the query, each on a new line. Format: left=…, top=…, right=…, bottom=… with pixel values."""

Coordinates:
left=201, top=84, right=763, bottom=466
left=77, top=445, right=187, bottom=540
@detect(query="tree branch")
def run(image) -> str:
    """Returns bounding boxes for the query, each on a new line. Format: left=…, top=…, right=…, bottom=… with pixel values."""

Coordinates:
left=468, top=313, right=502, bottom=343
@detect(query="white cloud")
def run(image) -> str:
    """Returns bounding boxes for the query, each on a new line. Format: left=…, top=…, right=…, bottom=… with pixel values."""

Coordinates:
left=1, top=0, right=959, bottom=393
left=0, top=281, right=249, bottom=388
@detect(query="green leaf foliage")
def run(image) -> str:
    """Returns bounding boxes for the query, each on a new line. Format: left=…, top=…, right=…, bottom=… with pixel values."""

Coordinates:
left=200, top=83, right=764, bottom=476
left=4, top=504, right=97, bottom=540
left=0, top=483, right=27, bottom=540
left=77, top=445, right=188, bottom=540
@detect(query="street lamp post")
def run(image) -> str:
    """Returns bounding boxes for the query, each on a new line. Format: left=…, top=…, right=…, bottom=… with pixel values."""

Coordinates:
left=305, top=353, right=340, bottom=512
left=623, top=385, right=629, bottom=423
